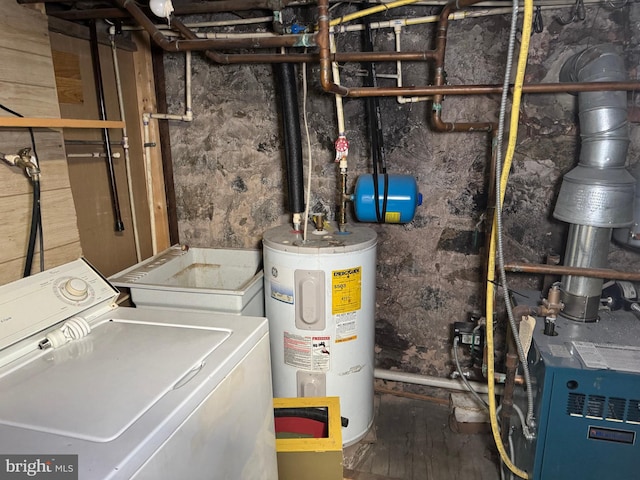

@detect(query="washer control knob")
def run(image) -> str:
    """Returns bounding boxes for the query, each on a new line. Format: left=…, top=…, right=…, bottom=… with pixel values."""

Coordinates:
left=62, top=278, right=89, bottom=301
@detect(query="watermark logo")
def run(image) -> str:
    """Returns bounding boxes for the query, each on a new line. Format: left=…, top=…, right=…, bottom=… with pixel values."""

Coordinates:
left=0, top=455, right=77, bottom=480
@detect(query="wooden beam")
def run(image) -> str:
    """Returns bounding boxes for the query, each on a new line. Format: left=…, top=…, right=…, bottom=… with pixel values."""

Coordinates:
left=0, top=117, right=125, bottom=129
left=132, top=31, right=170, bottom=253
left=49, top=8, right=130, bottom=21
left=151, top=43, right=179, bottom=245
left=48, top=17, right=138, bottom=52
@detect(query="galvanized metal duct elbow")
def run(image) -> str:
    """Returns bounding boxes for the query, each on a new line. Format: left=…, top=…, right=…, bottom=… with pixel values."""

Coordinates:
left=553, top=45, right=635, bottom=228
left=553, top=45, right=636, bottom=322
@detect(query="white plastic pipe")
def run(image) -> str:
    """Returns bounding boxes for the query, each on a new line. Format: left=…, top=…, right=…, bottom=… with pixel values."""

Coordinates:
left=142, top=112, right=158, bottom=255
left=375, top=368, right=501, bottom=394
left=329, top=34, right=346, bottom=135
left=162, top=30, right=281, bottom=40
left=393, top=24, right=432, bottom=104
left=151, top=51, right=192, bottom=122
left=67, top=152, right=121, bottom=159
left=111, top=37, right=142, bottom=262
left=142, top=51, right=193, bottom=254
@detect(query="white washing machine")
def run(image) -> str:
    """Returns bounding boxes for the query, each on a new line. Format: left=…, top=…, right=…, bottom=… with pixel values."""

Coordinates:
left=0, top=259, right=278, bottom=480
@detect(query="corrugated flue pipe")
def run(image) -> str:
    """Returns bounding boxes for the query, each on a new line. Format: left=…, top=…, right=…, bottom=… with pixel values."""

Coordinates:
left=275, top=63, right=305, bottom=230
left=553, top=45, right=636, bottom=322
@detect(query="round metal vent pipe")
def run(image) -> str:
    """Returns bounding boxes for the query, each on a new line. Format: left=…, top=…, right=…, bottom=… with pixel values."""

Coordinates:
left=553, top=45, right=635, bottom=322
left=613, top=163, right=640, bottom=250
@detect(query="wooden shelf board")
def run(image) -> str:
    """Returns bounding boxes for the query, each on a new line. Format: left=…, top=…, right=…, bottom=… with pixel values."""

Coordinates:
left=0, top=117, right=125, bottom=129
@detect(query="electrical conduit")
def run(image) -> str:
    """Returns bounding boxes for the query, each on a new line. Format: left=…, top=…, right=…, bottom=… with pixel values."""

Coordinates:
left=487, top=0, right=533, bottom=477
left=329, top=0, right=423, bottom=27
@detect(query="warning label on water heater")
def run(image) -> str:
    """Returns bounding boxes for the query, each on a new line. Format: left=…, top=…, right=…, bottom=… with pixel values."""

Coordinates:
left=335, top=311, right=358, bottom=343
left=284, top=332, right=330, bottom=372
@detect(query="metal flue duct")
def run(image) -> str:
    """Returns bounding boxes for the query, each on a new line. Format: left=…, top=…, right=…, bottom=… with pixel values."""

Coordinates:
left=553, top=45, right=636, bottom=322
left=613, top=163, right=640, bottom=250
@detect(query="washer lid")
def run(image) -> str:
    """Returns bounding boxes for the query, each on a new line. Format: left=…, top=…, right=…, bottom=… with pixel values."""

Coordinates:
left=0, top=319, right=230, bottom=442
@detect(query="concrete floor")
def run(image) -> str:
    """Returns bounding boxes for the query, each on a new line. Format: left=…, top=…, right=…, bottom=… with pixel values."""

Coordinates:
left=343, top=394, right=500, bottom=480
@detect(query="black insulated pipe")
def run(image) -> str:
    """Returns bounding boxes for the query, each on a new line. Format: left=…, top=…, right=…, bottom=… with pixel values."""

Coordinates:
left=90, top=20, right=125, bottom=232
left=23, top=179, right=41, bottom=277
left=275, top=63, right=305, bottom=216
left=361, top=8, right=388, bottom=223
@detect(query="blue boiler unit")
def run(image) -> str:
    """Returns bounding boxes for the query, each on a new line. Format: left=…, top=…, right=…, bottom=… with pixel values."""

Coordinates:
left=512, top=299, right=640, bottom=479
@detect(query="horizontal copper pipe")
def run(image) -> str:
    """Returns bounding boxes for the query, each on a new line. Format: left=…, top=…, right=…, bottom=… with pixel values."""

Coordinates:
left=172, top=17, right=436, bottom=65
left=504, top=262, right=640, bottom=282
left=118, top=0, right=315, bottom=52
left=118, top=0, right=640, bottom=96
left=431, top=0, right=493, bottom=133
left=169, top=34, right=314, bottom=51
left=205, top=50, right=435, bottom=64
left=316, top=81, right=640, bottom=97
left=121, top=0, right=436, bottom=64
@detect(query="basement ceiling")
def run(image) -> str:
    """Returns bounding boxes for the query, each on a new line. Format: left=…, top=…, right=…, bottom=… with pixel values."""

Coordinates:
left=17, top=0, right=315, bottom=22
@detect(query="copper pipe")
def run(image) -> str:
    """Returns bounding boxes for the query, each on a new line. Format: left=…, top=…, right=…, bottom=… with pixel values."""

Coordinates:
left=117, top=0, right=640, bottom=98
left=173, top=19, right=436, bottom=65
left=118, top=0, right=314, bottom=52
left=320, top=0, right=351, bottom=96
left=512, top=304, right=539, bottom=321
left=172, top=0, right=296, bottom=15
left=500, top=300, right=530, bottom=446
left=315, top=81, right=640, bottom=96
left=318, top=0, right=640, bottom=100
left=132, top=2, right=438, bottom=65
left=172, top=35, right=315, bottom=51
left=431, top=0, right=495, bottom=132
left=500, top=352, right=518, bottom=446
left=320, top=0, right=497, bottom=132
left=542, top=252, right=561, bottom=294
left=202, top=50, right=431, bottom=66
left=504, top=262, right=640, bottom=282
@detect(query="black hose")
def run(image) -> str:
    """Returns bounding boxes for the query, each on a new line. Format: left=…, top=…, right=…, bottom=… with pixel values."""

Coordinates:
left=37, top=192, right=44, bottom=272
left=361, top=5, right=388, bottom=223
left=90, top=20, right=125, bottom=232
left=23, top=179, right=40, bottom=277
left=0, top=101, right=45, bottom=274
left=275, top=407, right=349, bottom=428
left=275, top=63, right=305, bottom=215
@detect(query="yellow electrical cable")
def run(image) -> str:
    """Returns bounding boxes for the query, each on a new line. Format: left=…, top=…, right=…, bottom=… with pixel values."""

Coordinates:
left=486, top=0, right=533, bottom=478
left=329, top=0, right=422, bottom=26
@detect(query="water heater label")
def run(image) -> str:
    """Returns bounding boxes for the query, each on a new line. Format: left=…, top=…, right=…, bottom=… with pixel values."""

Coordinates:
left=270, top=281, right=294, bottom=304
left=284, top=332, right=330, bottom=372
left=332, top=267, right=362, bottom=315
left=336, top=311, right=358, bottom=343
